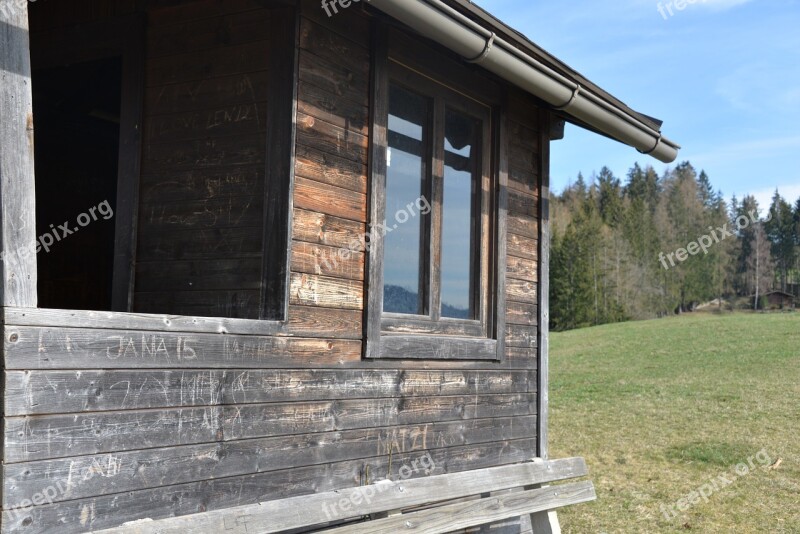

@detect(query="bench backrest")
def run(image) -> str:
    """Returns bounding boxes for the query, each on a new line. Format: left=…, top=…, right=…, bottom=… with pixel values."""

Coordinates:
left=95, top=457, right=594, bottom=534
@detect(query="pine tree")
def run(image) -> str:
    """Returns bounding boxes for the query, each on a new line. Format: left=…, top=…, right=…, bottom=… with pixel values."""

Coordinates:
left=765, top=191, right=796, bottom=292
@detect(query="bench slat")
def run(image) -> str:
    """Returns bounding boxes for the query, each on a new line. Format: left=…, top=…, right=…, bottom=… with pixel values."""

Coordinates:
left=322, top=481, right=596, bottom=534
left=94, top=458, right=588, bottom=534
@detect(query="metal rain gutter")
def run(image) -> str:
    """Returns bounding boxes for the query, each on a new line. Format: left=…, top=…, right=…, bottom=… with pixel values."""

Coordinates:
left=365, top=0, right=681, bottom=163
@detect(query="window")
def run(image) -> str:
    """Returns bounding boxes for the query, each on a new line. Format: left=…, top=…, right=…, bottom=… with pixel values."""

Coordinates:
left=25, top=6, right=296, bottom=330
left=366, top=61, right=506, bottom=360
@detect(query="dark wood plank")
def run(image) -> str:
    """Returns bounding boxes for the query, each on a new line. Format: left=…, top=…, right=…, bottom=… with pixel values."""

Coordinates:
left=138, top=195, right=264, bottom=232
left=139, top=166, right=264, bottom=203
left=145, top=71, right=269, bottom=115
left=133, top=289, right=262, bottom=320
left=508, top=213, right=538, bottom=239
left=291, top=240, right=365, bottom=280
left=147, top=8, right=271, bottom=58
left=286, top=305, right=362, bottom=339
left=4, top=399, right=534, bottom=463
left=89, top=457, right=585, bottom=534
left=288, top=272, right=363, bottom=309
left=298, top=50, right=369, bottom=108
left=296, top=111, right=369, bottom=165
left=292, top=208, right=366, bottom=249
left=298, top=68, right=369, bottom=139
left=293, top=176, right=367, bottom=222
left=4, top=418, right=537, bottom=506
left=507, top=255, right=538, bottom=282
left=4, top=366, right=531, bottom=415
left=3, top=440, right=537, bottom=533
left=508, top=189, right=538, bottom=218
left=506, top=324, right=538, bottom=349
left=146, top=40, right=270, bottom=87
left=135, top=259, right=263, bottom=292
left=137, top=227, right=264, bottom=262
left=379, top=336, right=499, bottom=361
left=147, top=0, right=269, bottom=28
left=506, top=301, right=538, bottom=327
left=508, top=234, right=538, bottom=261
left=142, top=132, right=266, bottom=172
left=3, top=326, right=363, bottom=372
left=298, top=17, right=370, bottom=81
left=146, top=101, right=267, bottom=142
left=295, top=143, right=367, bottom=194
left=260, top=5, right=299, bottom=320
left=506, top=278, right=538, bottom=304
left=112, top=14, right=146, bottom=312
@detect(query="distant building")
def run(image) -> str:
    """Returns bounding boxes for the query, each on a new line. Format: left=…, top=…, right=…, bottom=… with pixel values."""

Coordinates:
left=762, top=291, right=797, bottom=310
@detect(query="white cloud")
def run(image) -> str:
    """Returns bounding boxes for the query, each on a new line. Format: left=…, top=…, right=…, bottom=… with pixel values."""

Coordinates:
left=687, top=135, right=800, bottom=166
left=699, top=0, right=755, bottom=9
left=741, top=185, right=800, bottom=213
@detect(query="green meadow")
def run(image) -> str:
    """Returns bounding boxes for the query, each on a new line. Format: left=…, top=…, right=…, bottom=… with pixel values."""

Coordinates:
left=550, top=312, right=800, bottom=533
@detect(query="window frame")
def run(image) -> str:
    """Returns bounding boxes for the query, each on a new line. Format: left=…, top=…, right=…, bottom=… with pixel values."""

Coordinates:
left=18, top=6, right=299, bottom=334
left=365, top=39, right=508, bottom=361
left=380, top=64, right=492, bottom=338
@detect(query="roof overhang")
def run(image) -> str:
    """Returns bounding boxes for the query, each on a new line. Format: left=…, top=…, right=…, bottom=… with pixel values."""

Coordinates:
left=365, top=0, right=681, bottom=163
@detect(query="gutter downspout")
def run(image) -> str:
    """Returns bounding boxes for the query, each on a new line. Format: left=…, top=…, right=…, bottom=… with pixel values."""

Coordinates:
left=365, top=0, right=680, bottom=163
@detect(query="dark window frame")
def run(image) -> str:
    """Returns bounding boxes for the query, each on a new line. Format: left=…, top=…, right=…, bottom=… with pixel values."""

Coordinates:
left=365, top=29, right=508, bottom=361
left=23, top=5, right=299, bottom=333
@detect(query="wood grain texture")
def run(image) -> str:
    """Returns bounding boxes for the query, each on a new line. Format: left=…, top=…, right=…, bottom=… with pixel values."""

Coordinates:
left=5, top=440, right=538, bottom=533
left=89, top=458, right=587, bottom=534
left=3, top=326, right=363, bottom=372
left=4, top=403, right=534, bottom=464
left=0, top=2, right=38, bottom=307
left=538, top=111, right=551, bottom=459
left=4, top=366, right=532, bottom=415
left=4, top=417, right=537, bottom=506
left=323, top=482, right=595, bottom=534
left=289, top=272, right=363, bottom=309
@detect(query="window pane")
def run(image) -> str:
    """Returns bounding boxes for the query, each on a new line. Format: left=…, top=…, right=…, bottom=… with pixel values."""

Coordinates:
left=383, top=85, right=428, bottom=315
left=441, top=108, right=479, bottom=319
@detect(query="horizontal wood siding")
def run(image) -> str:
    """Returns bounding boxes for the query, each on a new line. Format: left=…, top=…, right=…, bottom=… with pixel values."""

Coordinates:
left=133, top=0, right=271, bottom=319
left=505, top=90, right=542, bottom=357
left=2, top=1, right=544, bottom=533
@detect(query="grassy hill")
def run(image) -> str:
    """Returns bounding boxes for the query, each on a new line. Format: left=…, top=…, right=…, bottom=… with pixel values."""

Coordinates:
left=550, top=312, right=800, bottom=533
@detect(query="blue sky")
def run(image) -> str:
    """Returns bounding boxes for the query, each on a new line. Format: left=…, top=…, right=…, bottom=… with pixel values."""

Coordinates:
left=486, top=0, right=800, bottom=212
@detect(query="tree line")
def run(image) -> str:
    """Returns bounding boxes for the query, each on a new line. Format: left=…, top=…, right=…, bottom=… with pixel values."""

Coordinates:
left=550, top=161, right=800, bottom=331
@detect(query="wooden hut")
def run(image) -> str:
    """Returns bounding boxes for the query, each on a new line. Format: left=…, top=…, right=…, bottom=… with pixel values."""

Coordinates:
left=763, top=291, right=796, bottom=310
left=0, top=0, right=679, bottom=531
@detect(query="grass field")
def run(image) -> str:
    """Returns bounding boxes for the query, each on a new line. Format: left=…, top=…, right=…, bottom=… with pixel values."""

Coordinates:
left=549, top=312, right=800, bottom=533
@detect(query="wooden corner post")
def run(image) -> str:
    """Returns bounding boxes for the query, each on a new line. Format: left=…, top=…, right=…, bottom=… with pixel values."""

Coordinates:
left=0, top=0, right=38, bottom=308
left=530, top=110, right=560, bottom=534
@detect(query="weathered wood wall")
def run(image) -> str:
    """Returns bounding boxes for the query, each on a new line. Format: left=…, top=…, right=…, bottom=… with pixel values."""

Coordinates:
left=1, top=0, right=545, bottom=532
left=133, top=0, right=272, bottom=319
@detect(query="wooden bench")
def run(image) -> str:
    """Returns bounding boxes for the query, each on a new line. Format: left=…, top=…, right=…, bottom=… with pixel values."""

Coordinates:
left=95, top=458, right=595, bottom=534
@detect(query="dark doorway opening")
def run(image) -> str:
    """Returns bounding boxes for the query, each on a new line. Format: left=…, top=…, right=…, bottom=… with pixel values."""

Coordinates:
left=32, top=57, right=122, bottom=310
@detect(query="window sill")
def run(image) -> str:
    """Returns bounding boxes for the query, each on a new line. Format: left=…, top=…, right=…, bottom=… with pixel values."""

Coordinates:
left=369, top=334, right=500, bottom=361
left=1, top=307, right=285, bottom=336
